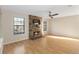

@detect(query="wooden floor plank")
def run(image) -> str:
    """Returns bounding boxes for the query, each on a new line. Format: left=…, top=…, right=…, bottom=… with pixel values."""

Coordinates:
left=3, top=36, right=79, bottom=54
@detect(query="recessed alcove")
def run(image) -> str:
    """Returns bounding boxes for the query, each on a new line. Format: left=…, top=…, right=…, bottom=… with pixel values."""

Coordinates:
left=29, top=15, right=42, bottom=39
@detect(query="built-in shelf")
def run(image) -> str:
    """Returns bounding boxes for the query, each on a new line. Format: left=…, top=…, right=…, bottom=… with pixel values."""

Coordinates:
left=29, top=15, right=42, bottom=39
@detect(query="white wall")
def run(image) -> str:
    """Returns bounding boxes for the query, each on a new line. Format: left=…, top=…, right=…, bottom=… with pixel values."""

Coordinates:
left=48, top=15, right=79, bottom=38
left=1, top=10, right=29, bottom=44
left=0, top=8, right=3, bottom=54
left=0, top=8, right=1, bottom=36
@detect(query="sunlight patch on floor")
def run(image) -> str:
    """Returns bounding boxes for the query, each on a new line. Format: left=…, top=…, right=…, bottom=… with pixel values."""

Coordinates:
left=47, top=35, right=79, bottom=41
left=14, top=45, right=25, bottom=54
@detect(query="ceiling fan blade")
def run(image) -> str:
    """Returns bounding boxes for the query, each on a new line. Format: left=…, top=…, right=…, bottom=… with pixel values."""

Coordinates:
left=48, top=11, right=59, bottom=19
left=52, top=13, right=59, bottom=16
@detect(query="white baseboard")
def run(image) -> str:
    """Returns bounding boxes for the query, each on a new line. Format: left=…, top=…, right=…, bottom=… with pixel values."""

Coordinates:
left=3, top=38, right=28, bottom=45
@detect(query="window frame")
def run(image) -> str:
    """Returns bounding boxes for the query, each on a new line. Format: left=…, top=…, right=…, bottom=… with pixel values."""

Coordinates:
left=13, top=17, right=25, bottom=35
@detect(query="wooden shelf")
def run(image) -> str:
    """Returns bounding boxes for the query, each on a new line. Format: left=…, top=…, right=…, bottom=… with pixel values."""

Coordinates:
left=29, top=15, right=42, bottom=39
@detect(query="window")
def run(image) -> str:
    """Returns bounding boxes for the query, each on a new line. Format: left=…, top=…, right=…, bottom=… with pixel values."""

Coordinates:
left=13, top=17, right=25, bottom=34
left=43, top=21, right=47, bottom=31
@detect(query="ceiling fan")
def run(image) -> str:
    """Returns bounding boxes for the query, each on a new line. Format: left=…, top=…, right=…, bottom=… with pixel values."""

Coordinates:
left=49, top=11, right=59, bottom=19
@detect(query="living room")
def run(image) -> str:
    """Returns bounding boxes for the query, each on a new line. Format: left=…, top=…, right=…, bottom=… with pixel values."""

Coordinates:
left=0, top=5, right=79, bottom=54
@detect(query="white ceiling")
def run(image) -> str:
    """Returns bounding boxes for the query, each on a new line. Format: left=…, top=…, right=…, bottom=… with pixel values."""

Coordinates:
left=0, top=5, right=79, bottom=18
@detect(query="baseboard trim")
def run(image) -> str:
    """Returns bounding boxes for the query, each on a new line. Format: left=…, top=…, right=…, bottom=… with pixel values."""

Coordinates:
left=3, top=38, right=28, bottom=45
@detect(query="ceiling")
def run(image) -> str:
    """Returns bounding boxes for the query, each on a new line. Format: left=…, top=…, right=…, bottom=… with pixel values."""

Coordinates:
left=0, top=5, right=79, bottom=18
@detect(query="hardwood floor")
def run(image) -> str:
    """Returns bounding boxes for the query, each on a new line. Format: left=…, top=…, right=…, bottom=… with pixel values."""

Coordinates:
left=3, top=36, right=79, bottom=54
